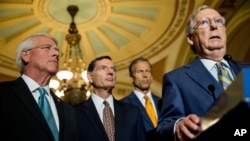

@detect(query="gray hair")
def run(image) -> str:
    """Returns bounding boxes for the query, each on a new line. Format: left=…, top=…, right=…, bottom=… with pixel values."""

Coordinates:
left=185, top=5, right=210, bottom=36
left=16, top=33, right=58, bottom=73
left=185, top=5, right=213, bottom=54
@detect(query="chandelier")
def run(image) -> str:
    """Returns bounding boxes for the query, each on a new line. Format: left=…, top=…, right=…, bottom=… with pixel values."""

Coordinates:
left=49, top=5, right=91, bottom=105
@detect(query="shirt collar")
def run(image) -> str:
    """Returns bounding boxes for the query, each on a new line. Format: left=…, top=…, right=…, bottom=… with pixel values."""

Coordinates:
left=133, top=90, right=152, bottom=100
left=200, top=58, right=230, bottom=70
left=91, top=93, right=114, bottom=106
left=21, top=74, right=50, bottom=94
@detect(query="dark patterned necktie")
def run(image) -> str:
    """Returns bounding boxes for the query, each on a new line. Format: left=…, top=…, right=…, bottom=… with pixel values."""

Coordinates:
left=103, top=101, right=115, bottom=141
left=37, top=87, right=58, bottom=141
left=216, top=62, right=233, bottom=90
left=144, top=95, right=157, bottom=127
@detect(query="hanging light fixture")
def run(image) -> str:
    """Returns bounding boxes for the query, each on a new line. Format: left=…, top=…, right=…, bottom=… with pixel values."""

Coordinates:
left=49, top=5, right=91, bottom=105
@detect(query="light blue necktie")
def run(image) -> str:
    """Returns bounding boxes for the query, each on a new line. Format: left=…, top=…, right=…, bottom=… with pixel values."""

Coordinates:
left=216, top=62, right=233, bottom=90
left=37, top=87, right=59, bottom=141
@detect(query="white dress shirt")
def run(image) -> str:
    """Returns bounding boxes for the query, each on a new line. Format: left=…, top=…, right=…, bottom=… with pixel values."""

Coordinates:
left=200, top=59, right=234, bottom=81
left=91, top=93, right=115, bottom=122
left=21, top=74, right=59, bottom=130
left=133, top=90, right=158, bottom=119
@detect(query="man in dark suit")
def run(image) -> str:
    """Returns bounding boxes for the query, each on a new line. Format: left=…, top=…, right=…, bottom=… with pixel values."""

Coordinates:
left=0, top=33, right=78, bottom=141
left=121, top=57, right=162, bottom=141
left=74, top=56, right=146, bottom=141
left=157, top=5, right=247, bottom=141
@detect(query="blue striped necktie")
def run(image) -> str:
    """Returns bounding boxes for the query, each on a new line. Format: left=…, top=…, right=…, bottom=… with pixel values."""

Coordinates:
left=216, top=62, right=233, bottom=90
left=37, top=87, right=58, bottom=141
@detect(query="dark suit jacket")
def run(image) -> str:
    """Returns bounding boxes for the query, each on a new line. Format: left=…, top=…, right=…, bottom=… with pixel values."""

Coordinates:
left=121, top=92, right=162, bottom=141
left=157, top=57, right=244, bottom=140
left=74, top=97, right=147, bottom=141
left=0, top=77, right=78, bottom=141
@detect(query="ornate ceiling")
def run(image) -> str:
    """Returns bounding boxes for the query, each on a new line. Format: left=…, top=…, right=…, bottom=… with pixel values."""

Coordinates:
left=0, top=0, right=250, bottom=99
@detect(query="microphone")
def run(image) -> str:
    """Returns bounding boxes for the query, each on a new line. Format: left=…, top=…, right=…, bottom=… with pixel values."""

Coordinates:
left=223, top=54, right=232, bottom=61
left=208, top=84, right=216, bottom=101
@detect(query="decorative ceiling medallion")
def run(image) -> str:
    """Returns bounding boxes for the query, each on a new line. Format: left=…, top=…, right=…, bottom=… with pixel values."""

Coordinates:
left=37, top=0, right=106, bottom=28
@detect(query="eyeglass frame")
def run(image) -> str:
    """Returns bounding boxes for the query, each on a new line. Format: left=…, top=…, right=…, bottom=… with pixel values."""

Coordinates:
left=94, top=65, right=117, bottom=72
left=193, top=16, right=226, bottom=29
left=24, top=44, right=64, bottom=57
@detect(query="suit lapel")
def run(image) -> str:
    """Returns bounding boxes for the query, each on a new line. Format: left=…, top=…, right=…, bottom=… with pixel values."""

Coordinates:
left=113, top=100, right=124, bottom=141
left=227, top=59, right=242, bottom=78
left=128, top=93, right=155, bottom=128
left=83, top=99, right=108, bottom=140
left=13, top=78, right=54, bottom=137
left=151, top=94, right=161, bottom=116
left=50, top=90, right=64, bottom=134
left=185, top=58, right=223, bottom=99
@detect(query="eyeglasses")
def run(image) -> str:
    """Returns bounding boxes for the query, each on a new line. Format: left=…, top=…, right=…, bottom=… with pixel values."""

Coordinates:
left=194, top=16, right=225, bottom=29
left=95, top=65, right=117, bottom=72
left=25, top=44, right=63, bottom=57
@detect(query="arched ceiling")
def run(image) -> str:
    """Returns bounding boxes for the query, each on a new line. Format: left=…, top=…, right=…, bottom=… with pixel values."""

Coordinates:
left=0, top=0, right=249, bottom=99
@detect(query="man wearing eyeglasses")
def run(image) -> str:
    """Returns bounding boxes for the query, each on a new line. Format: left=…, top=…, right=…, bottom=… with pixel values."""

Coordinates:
left=0, top=33, right=78, bottom=141
left=157, top=5, right=248, bottom=141
left=74, top=56, right=146, bottom=141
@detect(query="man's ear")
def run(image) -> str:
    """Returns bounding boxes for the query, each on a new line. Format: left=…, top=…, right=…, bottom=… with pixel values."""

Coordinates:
left=186, top=34, right=194, bottom=46
left=129, top=76, right=134, bottom=83
left=21, top=51, right=30, bottom=63
left=87, top=72, right=93, bottom=83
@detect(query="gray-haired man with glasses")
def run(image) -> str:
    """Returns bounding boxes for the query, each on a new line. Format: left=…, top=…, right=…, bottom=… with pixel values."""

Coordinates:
left=157, top=5, right=248, bottom=141
left=0, top=33, right=78, bottom=141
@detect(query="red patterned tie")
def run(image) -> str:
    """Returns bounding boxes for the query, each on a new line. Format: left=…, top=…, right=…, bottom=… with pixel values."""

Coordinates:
left=103, top=101, right=115, bottom=141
